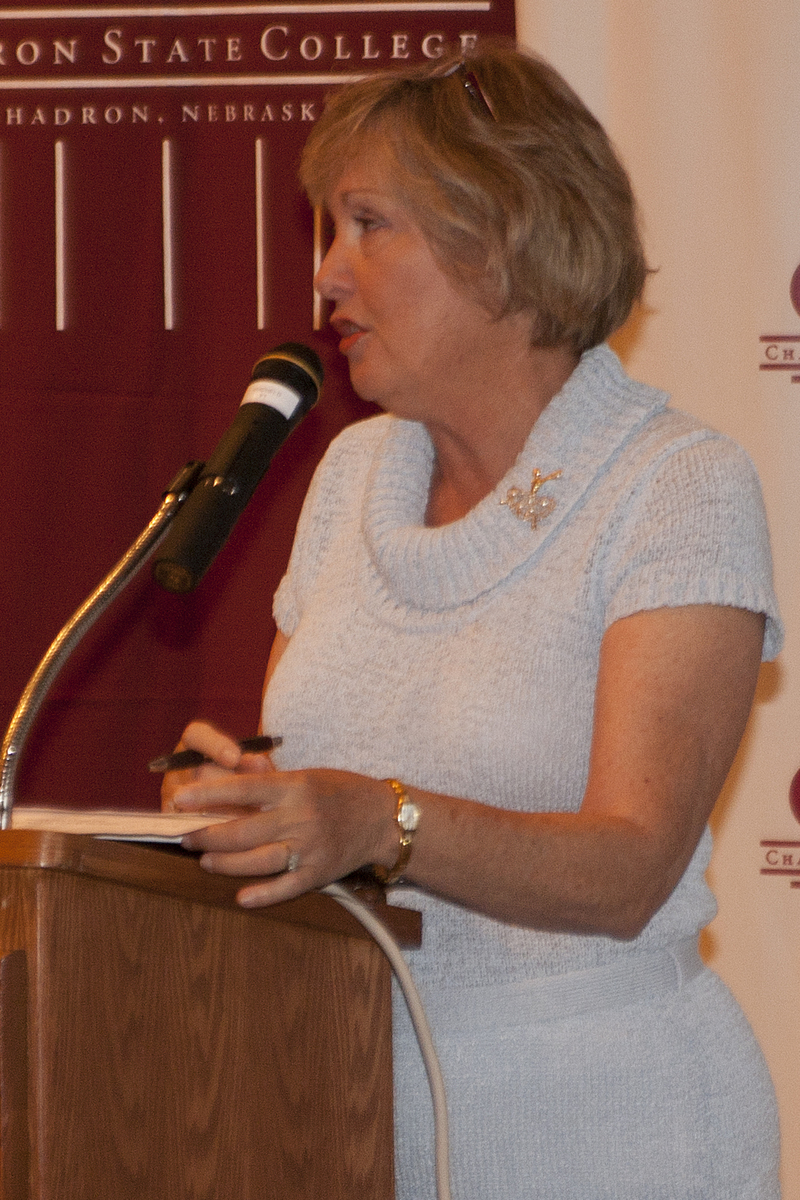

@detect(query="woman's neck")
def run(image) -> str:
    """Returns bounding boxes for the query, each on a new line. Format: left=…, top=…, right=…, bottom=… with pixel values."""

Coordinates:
left=424, top=343, right=579, bottom=527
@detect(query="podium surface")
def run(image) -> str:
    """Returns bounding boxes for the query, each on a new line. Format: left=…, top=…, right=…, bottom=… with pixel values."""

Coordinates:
left=0, top=831, right=420, bottom=1200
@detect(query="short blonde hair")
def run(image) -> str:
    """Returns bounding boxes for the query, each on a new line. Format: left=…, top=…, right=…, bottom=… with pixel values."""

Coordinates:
left=300, top=43, right=648, bottom=353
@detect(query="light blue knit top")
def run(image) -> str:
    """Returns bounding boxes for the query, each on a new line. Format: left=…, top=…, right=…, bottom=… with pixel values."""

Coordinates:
left=265, top=344, right=782, bottom=988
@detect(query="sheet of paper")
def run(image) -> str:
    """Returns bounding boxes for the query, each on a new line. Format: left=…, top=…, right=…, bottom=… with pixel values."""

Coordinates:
left=10, top=807, right=231, bottom=844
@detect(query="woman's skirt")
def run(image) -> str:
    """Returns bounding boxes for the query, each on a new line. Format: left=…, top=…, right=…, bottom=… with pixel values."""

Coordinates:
left=392, top=949, right=780, bottom=1200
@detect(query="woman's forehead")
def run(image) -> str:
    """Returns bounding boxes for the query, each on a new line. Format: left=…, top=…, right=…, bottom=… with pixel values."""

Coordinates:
left=324, top=146, right=404, bottom=209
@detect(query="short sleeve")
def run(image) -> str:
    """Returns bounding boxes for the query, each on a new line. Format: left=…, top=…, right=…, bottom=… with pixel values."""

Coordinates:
left=272, top=458, right=328, bottom=638
left=600, top=431, right=783, bottom=660
left=272, top=415, right=388, bottom=637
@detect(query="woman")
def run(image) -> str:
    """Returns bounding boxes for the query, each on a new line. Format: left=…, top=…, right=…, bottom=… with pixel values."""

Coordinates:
left=165, top=44, right=783, bottom=1199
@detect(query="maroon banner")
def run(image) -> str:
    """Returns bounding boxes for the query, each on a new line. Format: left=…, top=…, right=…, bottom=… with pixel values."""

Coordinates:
left=0, top=1, right=515, bottom=809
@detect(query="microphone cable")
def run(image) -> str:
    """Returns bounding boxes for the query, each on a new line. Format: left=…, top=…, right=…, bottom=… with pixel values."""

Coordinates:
left=323, top=881, right=452, bottom=1200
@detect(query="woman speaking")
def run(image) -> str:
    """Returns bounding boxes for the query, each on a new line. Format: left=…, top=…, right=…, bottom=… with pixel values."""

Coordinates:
left=164, top=43, right=782, bottom=1199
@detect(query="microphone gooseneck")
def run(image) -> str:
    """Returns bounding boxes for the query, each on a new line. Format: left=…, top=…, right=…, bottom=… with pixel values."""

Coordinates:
left=152, top=343, right=323, bottom=594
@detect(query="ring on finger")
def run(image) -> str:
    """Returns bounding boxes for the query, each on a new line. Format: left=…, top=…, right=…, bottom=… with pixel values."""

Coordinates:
left=283, top=845, right=300, bottom=874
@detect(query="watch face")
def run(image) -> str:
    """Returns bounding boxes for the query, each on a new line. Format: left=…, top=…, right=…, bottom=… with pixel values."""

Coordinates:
left=399, top=800, right=421, bottom=832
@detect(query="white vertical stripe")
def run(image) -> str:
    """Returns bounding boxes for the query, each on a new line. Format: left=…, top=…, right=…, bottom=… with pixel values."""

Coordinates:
left=255, top=137, right=267, bottom=330
left=54, top=139, right=66, bottom=331
left=162, top=138, right=175, bottom=330
left=312, top=204, right=324, bottom=331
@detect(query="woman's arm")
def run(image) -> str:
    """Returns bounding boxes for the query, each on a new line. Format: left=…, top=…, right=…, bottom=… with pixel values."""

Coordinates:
left=402, top=603, right=764, bottom=937
left=169, top=604, right=764, bottom=938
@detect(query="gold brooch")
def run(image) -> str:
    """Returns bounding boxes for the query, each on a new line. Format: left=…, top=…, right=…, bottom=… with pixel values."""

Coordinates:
left=500, top=468, right=563, bottom=529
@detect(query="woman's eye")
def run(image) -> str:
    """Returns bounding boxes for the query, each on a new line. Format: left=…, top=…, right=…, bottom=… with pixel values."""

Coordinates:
left=354, top=212, right=383, bottom=232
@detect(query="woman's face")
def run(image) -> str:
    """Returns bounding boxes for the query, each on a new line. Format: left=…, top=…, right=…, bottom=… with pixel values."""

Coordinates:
left=315, top=154, right=532, bottom=426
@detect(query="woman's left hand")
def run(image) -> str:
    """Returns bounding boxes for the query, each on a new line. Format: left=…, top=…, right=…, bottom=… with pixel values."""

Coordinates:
left=170, top=765, right=396, bottom=907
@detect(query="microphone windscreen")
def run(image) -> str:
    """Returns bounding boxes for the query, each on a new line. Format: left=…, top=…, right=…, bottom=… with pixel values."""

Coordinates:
left=152, top=343, right=323, bottom=593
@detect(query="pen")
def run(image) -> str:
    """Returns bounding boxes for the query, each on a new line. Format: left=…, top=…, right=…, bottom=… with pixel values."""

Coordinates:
left=148, top=734, right=282, bottom=773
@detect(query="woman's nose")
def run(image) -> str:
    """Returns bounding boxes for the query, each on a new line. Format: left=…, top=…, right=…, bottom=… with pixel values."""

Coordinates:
left=314, top=234, right=353, bottom=302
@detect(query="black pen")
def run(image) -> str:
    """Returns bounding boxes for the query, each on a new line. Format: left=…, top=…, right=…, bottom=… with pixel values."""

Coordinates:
left=148, top=734, right=282, bottom=773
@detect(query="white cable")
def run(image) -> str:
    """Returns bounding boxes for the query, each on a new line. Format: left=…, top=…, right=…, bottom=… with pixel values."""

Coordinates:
left=323, top=882, right=452, bottom=1200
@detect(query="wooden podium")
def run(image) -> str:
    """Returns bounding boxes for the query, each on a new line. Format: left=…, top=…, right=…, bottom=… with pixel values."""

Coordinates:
left=0, top=831, right=421, bottom=1200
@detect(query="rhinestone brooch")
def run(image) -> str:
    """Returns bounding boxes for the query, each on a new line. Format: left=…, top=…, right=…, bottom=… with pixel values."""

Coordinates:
left=500, top=468, right=563, bottom=529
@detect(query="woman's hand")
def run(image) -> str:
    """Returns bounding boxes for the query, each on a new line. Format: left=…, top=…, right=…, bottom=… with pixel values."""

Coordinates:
left=164, top=737, right=397, bottom=907
left=160, top=720, right=276, bottom=816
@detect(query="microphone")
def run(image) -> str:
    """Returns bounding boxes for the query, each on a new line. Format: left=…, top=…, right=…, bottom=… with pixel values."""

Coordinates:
left=152, top=343, right=323, bottom=593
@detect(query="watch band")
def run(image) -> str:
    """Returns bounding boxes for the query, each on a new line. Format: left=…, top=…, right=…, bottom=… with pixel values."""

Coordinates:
left=372, top=778, right=420, bottom=885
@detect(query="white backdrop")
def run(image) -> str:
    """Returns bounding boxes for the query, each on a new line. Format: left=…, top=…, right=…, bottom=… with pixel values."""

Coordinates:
left=514, top=0, right=800, bottom=1192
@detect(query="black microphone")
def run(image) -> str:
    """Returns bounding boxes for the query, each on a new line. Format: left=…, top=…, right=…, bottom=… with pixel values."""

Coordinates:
left=152, top=343, right=323, bottom=593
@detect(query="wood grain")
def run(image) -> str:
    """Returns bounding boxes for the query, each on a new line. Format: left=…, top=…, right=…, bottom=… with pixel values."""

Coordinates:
left=0, top=951, right=29, bottom=1200
left=0, top=833, right=419, bottom=1200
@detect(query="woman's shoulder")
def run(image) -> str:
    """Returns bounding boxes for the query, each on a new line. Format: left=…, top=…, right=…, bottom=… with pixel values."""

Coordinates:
left=273, top=415, right=394, bottom=633
left=598, top=404, right=782, bottom=660
left=321, top=412, right=394, bottom=462
left=300, top=413, right=394, bottom=511
left=624, top=404, right=765, bottom=503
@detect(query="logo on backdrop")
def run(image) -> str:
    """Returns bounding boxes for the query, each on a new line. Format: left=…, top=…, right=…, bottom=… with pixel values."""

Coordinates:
left=759, top=263, right=800, bottom=383
left=759, top=768, right=800, bottom=891
left=0, top=3, right=511, bottom=335
left=0, top=8, right=486, bottom=130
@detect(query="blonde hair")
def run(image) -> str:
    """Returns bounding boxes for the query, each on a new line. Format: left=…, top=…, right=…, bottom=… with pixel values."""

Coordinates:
left=300, top=43, right=648, bottom=353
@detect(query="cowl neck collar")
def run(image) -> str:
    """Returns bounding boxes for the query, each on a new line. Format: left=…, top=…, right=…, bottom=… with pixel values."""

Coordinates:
left=362, top=345, right=669, bottom=612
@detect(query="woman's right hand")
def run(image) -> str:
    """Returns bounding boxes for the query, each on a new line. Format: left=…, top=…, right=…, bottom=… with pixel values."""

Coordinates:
left=160, top=720, right=275, bottom=813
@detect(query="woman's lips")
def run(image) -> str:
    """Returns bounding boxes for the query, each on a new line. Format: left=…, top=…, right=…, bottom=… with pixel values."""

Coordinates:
left=332, top=318, right=367, bottom=355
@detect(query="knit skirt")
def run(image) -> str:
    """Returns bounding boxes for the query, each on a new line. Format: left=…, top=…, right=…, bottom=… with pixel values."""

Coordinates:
left=392, top=963, right=780, bottom=1200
